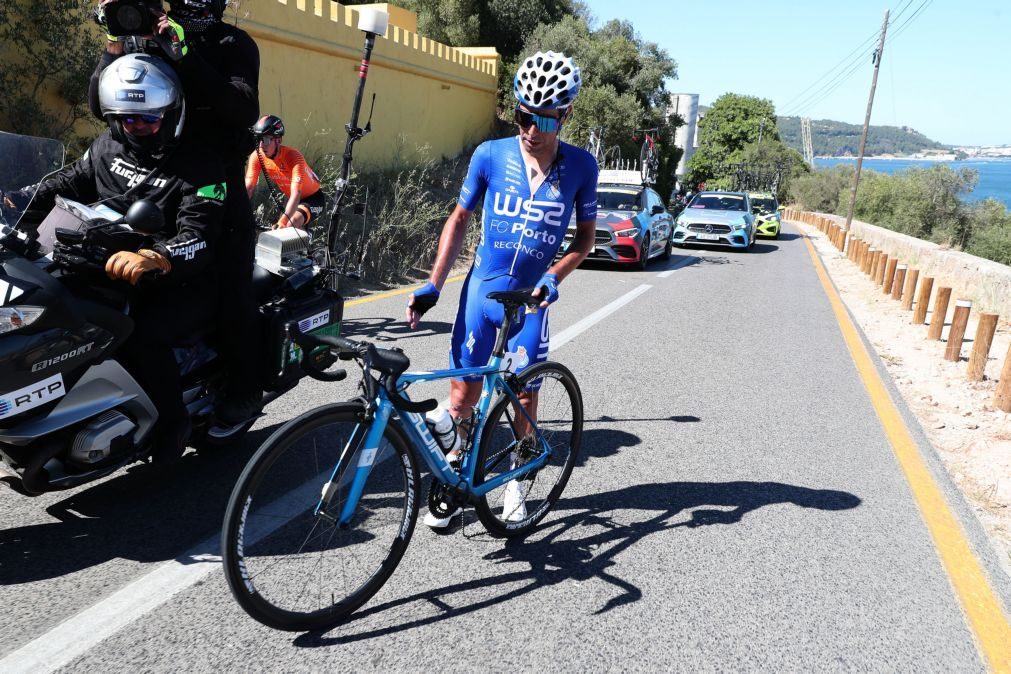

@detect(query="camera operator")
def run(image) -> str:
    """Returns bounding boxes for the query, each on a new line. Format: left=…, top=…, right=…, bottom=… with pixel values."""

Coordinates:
left=89, top=0, right=263, bottom=425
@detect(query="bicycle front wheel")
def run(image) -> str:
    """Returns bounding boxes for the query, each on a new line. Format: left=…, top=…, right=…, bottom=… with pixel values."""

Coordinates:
left=474, top=362, right=583, bottom=538
left=221, top=403, right=419, bottom=631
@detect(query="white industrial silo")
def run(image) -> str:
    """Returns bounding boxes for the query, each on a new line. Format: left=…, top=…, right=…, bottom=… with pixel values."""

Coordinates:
left=669, top=93, right=699, bottom=179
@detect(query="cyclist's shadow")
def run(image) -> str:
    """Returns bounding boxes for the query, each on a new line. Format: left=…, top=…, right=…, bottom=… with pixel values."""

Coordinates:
left=295, top=479, right=860, bottom=646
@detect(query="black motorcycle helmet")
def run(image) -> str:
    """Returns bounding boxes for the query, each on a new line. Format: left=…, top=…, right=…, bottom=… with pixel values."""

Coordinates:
left=98, top=54, right=185, bottom=158
left=251, top=115, right=285, bottom=139
left=166, top=0, right=227, bottom=32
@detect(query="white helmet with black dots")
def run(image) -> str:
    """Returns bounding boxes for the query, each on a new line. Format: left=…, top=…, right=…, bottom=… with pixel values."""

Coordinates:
left=513, top=51, right=581, bottom=110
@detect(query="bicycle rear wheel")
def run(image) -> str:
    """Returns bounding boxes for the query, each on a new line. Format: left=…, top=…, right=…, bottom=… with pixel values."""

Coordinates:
left=473, top=362, right=583, bottom=538
left=221, top=403, right=419, bottom=631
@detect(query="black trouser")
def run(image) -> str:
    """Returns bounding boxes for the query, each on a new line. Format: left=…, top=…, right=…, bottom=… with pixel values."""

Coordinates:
left=118, top=281, right=217, bottom=444
left=218, top=164, right=261, bottom=395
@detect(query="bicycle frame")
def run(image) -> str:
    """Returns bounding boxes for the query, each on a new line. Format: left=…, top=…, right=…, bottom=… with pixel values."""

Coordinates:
left=316, top=353, right=553, bottom=527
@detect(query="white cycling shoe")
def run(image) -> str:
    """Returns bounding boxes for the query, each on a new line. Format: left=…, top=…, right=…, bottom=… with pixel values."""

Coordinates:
left=423, top=507, right=462, bottom=529
left=502, top=480, right=528, bottom=522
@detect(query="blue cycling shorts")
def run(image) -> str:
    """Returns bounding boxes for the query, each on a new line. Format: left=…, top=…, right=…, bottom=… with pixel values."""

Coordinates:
left=449, top=273, right=549, bottom=381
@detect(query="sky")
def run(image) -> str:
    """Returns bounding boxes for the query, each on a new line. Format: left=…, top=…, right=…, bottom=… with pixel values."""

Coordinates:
left=580, top=0, right=1011, bottom=146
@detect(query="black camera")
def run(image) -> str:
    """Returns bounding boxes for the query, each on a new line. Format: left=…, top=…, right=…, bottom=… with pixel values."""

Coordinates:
left=100, top=0, right=162, bottom=37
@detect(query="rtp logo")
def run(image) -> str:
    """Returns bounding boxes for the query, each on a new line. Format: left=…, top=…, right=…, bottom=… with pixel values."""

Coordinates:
left=298, top=310, right=330, bottom=332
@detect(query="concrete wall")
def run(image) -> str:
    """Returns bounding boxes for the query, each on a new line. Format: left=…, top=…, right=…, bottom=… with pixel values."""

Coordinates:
left=242, top=0, right=499, bottom=167
left=786, top=210, right=1011, bottom=319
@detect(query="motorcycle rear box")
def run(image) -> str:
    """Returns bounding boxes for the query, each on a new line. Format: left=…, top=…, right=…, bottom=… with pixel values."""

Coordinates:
left=261, top=288, right=343, bottom=391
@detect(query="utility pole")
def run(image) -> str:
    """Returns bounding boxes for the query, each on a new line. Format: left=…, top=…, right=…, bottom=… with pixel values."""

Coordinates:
left=801, top=117, right=815, bottom=167
left=845, top=9, right=889, bottom=231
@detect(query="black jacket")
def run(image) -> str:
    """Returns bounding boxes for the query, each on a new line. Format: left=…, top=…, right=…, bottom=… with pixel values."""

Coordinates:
left=25, top=131, right=226, bottom=284
left=89, top=22, right=260, bottom=171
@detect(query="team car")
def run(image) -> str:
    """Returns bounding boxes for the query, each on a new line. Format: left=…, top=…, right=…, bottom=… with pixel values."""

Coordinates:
left=671, top=191, right=756, bottom=250
left=560, top=170, right=673, bottom=270
left=749, top=192, right=783, bottom=238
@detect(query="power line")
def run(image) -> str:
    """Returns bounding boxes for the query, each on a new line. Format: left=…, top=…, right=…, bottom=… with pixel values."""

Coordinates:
left=780, top=28, right=880, bottom=111
left=886, top=0, right=933, bottom=44
left=785, top=50, right=870, bottom=117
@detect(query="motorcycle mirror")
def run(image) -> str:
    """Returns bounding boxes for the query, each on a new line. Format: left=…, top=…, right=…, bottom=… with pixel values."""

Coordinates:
left=125, top=199, right=164, bottom=234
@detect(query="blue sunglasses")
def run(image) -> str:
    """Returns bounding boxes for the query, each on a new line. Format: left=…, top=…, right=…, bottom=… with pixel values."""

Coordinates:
left=514, top=107, right=563, bottom=133
left=119, top=114, right=162, bottom=125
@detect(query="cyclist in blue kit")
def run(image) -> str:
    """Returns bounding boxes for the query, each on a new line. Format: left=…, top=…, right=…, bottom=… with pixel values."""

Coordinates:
left=406, top=51, right=598, bottom=528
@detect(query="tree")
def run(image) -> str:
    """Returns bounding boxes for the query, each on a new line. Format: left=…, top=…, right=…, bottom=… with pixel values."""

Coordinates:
left=686, top=93, right=778, bottom=189
left=738, top=140, right=809, bottom=201
left=0, top=0, right=102, bottom=156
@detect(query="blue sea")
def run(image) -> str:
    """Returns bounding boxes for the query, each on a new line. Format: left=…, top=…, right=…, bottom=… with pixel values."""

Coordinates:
left=814, top=157, right=1011, bottom=209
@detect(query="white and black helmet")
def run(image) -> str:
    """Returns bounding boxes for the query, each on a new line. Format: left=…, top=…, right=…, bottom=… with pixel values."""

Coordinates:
left=99, top=54, right=186, bottom=155
left=513, top=51, right=581, bottom=110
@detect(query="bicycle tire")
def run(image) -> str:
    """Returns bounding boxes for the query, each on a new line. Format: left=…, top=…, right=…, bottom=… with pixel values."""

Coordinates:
left=639, top=141, right=651, bottom=183
left=473, top=362, right=583, bottom=538
left=221, top=402, right=420, bottom=631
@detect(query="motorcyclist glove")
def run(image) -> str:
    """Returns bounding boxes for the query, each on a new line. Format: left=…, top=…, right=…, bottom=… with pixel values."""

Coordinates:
left=154, top=16, right=189, bottom=61
left=106, top=249, right=172, bottom=285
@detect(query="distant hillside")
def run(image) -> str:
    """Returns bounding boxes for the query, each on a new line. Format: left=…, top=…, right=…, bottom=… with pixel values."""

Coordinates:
left=778, top=116, right=947, bottom=157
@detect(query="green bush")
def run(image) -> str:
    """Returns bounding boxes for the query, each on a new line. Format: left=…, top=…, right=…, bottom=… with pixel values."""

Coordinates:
left=788, top=164, right=1011, bottom=266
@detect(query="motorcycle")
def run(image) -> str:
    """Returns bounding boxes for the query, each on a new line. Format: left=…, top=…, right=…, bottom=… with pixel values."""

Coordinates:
left=0, top=131, right=345, bottom=496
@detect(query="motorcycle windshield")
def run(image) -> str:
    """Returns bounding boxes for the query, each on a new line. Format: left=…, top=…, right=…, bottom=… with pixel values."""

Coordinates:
left=0, top=131, right=66, bottom=229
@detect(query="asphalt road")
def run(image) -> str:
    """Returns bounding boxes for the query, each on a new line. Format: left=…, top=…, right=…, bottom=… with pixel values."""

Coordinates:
left=2, top=225, right=1009, bottom=672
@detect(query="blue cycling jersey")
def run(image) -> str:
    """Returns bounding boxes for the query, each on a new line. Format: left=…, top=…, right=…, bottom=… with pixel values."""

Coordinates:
left=459, top=137, right=598, bottom=287
left=448, top=137, right=597, bottom=378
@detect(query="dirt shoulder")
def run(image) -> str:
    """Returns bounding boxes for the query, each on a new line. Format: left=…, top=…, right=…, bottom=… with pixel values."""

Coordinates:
left=792, top=220, right=1011, bottom=570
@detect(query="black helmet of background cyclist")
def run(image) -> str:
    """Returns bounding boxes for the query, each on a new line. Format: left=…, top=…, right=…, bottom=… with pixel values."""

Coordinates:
left=166, top=0, right=226, bottom=32
left=98, top=54, right=185, bottom=159
left=251, top=115, right=285, bottom=138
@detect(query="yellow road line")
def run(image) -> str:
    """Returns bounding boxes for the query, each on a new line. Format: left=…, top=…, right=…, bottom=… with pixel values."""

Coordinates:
left=344, top=274, right=466, bottom=308
left=799, top=228, right=1011, bottom=672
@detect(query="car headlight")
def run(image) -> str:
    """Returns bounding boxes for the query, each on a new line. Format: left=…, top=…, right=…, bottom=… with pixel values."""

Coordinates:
left=0, top=306, right=45, bottom=334
left=733, top=222, right=747, bottom=230
left=615, top=227, right=639, bottom=238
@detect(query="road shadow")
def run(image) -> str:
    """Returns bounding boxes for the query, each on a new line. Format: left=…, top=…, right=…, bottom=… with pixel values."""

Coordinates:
left=294, top=479, right=860, bottom=646
left=0, top=421, right=284, bottom=585
left=341, top=316, right=452, bottom=342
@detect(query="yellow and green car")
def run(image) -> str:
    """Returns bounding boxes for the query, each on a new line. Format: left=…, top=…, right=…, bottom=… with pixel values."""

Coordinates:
left=748, top=192, right=782, bottom=238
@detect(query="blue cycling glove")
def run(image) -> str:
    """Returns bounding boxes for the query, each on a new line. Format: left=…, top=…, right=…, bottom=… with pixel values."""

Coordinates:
left=410, top=281, right=440, bottom=317
left=535, top=272, right=559, bottom=305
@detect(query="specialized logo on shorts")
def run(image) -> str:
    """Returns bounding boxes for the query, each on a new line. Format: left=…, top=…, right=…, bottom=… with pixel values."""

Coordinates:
left=167, top=239, right=207, bottom=261
left=196, top=183, right=227, bottom=202
left=492, top=194, right=565, bottom=227
left=110, top=157, right=168, bottom=189
left=0, top=374, right=65, bottom=420
left=466, top=331, right=476, bottom=353
left=298, top=310, right=330, bottom=332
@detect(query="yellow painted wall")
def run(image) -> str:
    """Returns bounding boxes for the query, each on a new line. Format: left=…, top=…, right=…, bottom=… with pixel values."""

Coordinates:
left=241, top=0, right=499, bottom=166
left=1, top=1, right=499, bottom=167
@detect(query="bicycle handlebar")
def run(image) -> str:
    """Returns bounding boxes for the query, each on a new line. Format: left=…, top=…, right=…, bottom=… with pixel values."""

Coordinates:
left=288, top=325, right=437, bottom=413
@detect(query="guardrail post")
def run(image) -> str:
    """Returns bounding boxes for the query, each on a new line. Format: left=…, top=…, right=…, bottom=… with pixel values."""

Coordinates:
left=864, top=247, right=876, bottom=275
left=840, top=230, right=849, bottom=253
left=882, top=258, right=898, bottom=294
left=994, top=345, right=1011, bottom=412
left=901, top=268, right=919, bottom=310
left=927, top=286, right=951, bottom=340
left=913, top=276, right=934, bottom=324
left=944, top=300, right=971, bottom=361
left=967, top=313, right=999, bottom=381
left=869, top=250, right=881, bottom=279
left=876, top=253, right=889, bottom=286
left=891, top=264, right=907, bottom=300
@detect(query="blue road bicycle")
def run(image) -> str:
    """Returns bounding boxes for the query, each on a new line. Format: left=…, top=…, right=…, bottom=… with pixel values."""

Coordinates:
left=221, top=290, right=584, bottom=631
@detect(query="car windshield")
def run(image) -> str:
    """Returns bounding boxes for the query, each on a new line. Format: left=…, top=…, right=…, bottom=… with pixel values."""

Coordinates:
left=688, top=194, right=746, bottom=212
left=752, top=197, right=778, bottom=213
left=598, top=189, right=641, bottom=211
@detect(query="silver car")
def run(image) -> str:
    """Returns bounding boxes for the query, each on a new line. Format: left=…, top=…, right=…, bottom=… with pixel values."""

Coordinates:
left=671, top=191, right=756, bottom=250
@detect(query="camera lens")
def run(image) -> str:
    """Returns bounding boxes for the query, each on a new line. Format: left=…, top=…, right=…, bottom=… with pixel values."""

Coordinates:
left=114, top=4, right=145, bottom=31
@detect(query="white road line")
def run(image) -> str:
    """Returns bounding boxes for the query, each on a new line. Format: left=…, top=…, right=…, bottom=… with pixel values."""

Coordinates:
left=3, top=282, right=663, bottom=673
left=551, top=283, right=652, bottom=350
left=656, top=255, right=698, bottom=278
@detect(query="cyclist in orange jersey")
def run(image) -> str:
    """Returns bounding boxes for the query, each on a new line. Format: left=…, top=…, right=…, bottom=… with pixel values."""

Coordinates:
left=245, top=115, right=325, bottom=229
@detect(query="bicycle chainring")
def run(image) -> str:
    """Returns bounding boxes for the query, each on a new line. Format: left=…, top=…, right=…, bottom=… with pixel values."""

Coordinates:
left=427, top=481, right=462, bottom=517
